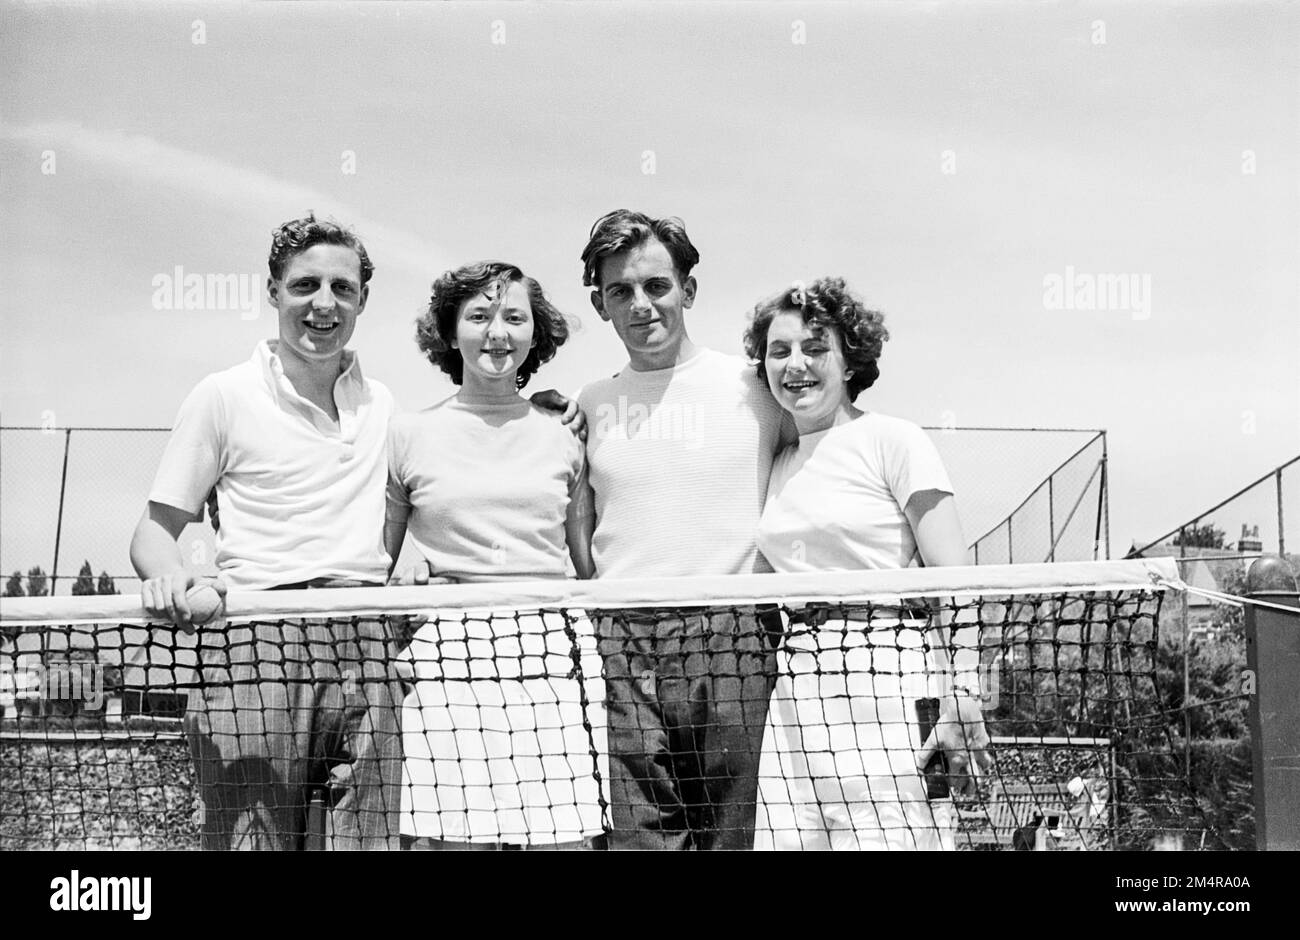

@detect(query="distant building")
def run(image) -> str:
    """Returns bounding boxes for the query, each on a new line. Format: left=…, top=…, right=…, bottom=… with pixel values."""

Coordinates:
left=4, top=622, right=196, bottom=721
left=1128, top=535, right=1263, bottom=638
left=1235, top=524, right=1263, bottom=553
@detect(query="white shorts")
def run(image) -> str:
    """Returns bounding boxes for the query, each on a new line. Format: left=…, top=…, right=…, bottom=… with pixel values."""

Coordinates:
left=755, top=615, right=955, bottom=851
left=399, top=609, right=609, bottom=845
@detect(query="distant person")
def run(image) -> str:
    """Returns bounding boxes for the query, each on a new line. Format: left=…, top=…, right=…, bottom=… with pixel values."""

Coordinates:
left=386, top=260, right=606, bottom=849
left=743, top=277, right=991, bottom=850
left=1012, top=815, right=1045, bottom=851
left=577, top=209, right=795, bottom=849
left=1062, top=772, right=1109, bottom=850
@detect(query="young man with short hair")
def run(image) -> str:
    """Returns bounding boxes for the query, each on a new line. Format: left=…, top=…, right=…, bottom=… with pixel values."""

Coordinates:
left=578, top=209, right=792, bottom=849
left=131, top=214, right=402, bottom=850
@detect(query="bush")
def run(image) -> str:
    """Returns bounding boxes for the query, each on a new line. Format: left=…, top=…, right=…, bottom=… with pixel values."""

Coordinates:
left=0, top=737, right=198, bottom=850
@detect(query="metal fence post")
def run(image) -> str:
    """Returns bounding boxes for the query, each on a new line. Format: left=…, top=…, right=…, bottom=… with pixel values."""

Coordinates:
left=50, top=428, right=72, bottom=597
left=1100, top=431, right=1110, bottom=560
left=1277, top=468, right=1286, bottom=556
left=1048, top=475, right=1055, bottom=563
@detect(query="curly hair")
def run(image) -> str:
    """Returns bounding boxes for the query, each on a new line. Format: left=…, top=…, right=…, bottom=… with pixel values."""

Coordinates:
left=416, top=261, right=569, bottom=390
left=581, top=209, right=701, bottom=288
left=268, top=213, right=374, bottom=285
left=742, top=277, right=890, bottom=400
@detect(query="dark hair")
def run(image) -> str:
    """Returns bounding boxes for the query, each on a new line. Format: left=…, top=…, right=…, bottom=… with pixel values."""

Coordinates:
left=742, top=277, right=890, bottom=400
left=268, top=213, right=374, bottom=285
left=416, top=261, right=569, bottom=390
left=581, top=209, right=701, bottom=288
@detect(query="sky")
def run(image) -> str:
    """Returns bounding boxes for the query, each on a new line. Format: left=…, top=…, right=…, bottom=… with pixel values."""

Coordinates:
left=1, top=1, right=1297, bottom=589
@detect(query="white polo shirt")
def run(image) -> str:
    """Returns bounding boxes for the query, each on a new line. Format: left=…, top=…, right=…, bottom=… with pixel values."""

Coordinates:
left=149, top=340, right=394, bottom=590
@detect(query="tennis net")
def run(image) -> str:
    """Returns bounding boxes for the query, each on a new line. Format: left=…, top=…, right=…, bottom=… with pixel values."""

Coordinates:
left=0, top=558, right=1222, bottom=850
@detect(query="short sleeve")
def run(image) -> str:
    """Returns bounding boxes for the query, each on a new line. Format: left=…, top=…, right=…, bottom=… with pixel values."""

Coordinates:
left=148, top=376, right=227, bottom=515
left=386, top=418, right=412, bottom=514
left=883, top=419, right=954, bottom=510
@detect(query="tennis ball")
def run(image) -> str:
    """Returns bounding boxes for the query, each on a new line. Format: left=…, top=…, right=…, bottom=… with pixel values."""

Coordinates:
left=186, top=583, right=226, bottom=625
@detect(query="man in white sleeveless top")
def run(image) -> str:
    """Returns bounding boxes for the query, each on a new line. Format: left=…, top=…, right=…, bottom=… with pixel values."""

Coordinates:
left=577, top=210, right=793, bottom=849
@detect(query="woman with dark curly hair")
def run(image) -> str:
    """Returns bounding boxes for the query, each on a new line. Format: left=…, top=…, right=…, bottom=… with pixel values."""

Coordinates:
left=742, top=277, right=991, bottom=850
left=385, top=260, right=605, bottom=850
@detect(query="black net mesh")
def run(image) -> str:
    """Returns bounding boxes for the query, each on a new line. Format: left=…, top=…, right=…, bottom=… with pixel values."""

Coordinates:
left=0, top=575, right=1225, bottom=851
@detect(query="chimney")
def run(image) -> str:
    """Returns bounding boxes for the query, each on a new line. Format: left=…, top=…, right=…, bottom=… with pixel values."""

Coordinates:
left=1238, top=523, right=1263, bottom=553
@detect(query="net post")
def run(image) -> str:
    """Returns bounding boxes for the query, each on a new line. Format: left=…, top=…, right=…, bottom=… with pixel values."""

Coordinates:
left=1245, top=555, right=1300, bottom=850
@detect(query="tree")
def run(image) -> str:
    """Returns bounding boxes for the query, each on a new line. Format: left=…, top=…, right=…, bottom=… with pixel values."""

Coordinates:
left=1172, top=524, right=1226, bottom=549
left=0, top=572, right=20, bottom=646
left=96, top=571, right=118, bottom=595
left=26, top=565, right=48, bottom=597
left=71, top=561, right=96, bottom=596
left=1209, top=566, right=1247, bottom=638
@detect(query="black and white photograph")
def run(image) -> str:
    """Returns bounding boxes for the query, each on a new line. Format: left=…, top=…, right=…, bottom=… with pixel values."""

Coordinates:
left=0, top=0, right=1295, bottom=919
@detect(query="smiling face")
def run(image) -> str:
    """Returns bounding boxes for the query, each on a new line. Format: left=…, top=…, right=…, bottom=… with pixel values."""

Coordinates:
left=590, top=238, right=696, bottom=370
left=763, top=310, right=856, bottom=433
left=269, top=243, right=368, bottom=363
left=453, top=279, right=534, bottom=389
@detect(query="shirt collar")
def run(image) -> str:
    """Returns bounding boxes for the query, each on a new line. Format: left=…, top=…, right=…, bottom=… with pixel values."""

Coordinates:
left=253, top=343, right=366, bottom=418
left=256, top=339, right=363, bottom=384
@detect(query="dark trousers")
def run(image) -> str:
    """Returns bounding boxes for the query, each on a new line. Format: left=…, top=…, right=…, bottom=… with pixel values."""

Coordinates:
left=596, top=608, right=780, bottom=850
left=185, top=603, right=404, bottom=851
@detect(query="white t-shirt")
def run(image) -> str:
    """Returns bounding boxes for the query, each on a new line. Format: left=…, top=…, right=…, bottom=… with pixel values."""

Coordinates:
left=386, top=397, right=590, bottom=581
left=578, top=347, right=788, bottom=579
left=148, top=340, right=394, bottom=590
left=756, top=412, right=953, bottom=572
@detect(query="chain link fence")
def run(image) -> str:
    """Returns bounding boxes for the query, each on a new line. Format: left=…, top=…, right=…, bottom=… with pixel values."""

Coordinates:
left=1, top=428, right=216, bottom=597
left=967, top=431, right=1108, bottom=566
left=1, top=425, right=1110, bottom=595
left=1123, top=455, right=1299, bottom=850
left=1128, top=455, right=1297, bottom=571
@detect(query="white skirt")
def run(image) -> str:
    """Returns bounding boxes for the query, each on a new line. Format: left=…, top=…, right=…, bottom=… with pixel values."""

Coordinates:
left=399, top=609, right=609, bottom=845
left=755, top=614, right=956, bottom=851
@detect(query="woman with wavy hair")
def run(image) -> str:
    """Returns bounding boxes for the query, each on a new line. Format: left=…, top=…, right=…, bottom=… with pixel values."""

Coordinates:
left=386, top=260, right=605, bottom=850
left=742, top=277, right=991, bottom=850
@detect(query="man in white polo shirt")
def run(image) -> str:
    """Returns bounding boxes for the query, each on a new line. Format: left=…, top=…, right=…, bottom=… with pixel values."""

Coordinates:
left=130, top=214, right=400, bottom=850
left=578, top=209, right=794, bottom=849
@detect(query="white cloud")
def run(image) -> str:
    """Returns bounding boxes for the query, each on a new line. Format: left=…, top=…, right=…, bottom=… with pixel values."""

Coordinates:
left=0, top=120, right=443, bottom=277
